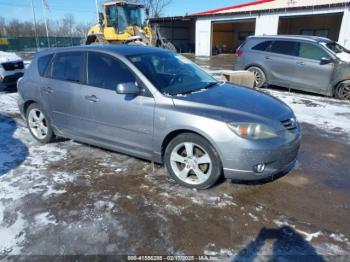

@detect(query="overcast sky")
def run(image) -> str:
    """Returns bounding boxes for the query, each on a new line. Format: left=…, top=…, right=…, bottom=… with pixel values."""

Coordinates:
left=0, top=0, right=248, bottom=24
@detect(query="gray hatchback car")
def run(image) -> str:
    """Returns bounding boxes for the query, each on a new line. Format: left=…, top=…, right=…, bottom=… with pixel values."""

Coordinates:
left=18, top=45, right=301, bottom=189
left=234, top=35, right=350, bottom=100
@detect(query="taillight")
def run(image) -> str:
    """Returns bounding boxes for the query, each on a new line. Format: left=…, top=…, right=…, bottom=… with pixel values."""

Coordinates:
left=235, top=49, right=243, bottom=57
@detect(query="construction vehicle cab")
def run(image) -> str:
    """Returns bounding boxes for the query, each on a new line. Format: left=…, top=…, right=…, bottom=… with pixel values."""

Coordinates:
left=86, top=1, right=152, bottom=45
left=86, top=1, right=176, bottom=51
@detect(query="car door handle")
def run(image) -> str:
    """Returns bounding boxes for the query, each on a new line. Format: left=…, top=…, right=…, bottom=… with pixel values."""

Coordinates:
left=85, top=95, right=99, bottom=102
left=296, top=61, right=305, bottom=66
left=264, top=56, right=271, bottom=60
left=42, top=86, right=53, bottom=94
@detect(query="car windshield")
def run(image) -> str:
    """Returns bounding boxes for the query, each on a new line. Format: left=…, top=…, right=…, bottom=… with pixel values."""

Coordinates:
left=324, top=42, right=350, bottom=54
left=127, top=52, right=218, bottom=96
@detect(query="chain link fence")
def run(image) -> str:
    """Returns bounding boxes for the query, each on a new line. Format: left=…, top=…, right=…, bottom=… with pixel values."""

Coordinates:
left=0, top=36, right=84, bottom=52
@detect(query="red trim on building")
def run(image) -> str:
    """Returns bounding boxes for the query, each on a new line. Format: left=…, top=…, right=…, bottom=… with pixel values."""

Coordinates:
left=192, top=0, right=275, bottom=16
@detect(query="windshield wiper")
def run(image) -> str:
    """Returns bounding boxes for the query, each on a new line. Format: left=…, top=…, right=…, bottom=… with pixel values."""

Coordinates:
left=203, top=81, right=220, bottom=89
left=171, top=82, right=221, bottom=96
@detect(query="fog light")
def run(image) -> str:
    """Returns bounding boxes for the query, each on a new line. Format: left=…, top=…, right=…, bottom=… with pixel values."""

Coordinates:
left=254, top=163, right=265, bottom=173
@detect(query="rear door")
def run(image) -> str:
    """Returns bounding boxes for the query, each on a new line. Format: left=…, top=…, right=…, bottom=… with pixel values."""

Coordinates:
left=83, top=51, right=155, bottom=158
left=294, top=42, right=334, bottom=93
left=42, top=51, right=90, bottom=137
left=263, top=40, right=300, bottom=88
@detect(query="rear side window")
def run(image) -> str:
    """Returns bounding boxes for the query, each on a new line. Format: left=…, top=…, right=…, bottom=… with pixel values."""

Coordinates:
left=270, top=41, right=299, bottom=56
left=51, top=52, right=83, bottom=83
left=37, top=54, right=53, bottom=77
left=299, top=43, right=329, bottom=60
left=87, top=52, right=136, bottom=91
left=252, top=41, right=272, bottom=51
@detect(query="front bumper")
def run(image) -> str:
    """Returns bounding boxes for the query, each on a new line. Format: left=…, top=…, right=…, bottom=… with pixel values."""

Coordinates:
left=222, top=127, right=301, bottom=181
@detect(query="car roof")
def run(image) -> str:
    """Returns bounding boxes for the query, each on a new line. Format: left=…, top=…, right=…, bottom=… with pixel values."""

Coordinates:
left=37, top=45, right=169, bottom=57
left=247, top=35, right=333, bottom=43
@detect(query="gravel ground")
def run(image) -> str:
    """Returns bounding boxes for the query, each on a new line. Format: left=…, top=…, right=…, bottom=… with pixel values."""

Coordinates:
left=0, top=57, right=350, bottom=260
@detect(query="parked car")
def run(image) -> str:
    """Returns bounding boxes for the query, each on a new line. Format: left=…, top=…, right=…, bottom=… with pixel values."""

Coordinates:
left=233, top=35, right=350, bottom=100
left=17, top=46, right=301, bottom=189
left=0, top=51, right=25, bottom=89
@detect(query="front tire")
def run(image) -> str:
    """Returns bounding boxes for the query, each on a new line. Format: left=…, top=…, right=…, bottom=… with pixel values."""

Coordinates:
left=164, top=133, right=223, bottom=189
left=335, top=81, right=350, bottom=101
left=26, top=103, right=54, bottom=143
left=247, top=66, right=267, bottom=88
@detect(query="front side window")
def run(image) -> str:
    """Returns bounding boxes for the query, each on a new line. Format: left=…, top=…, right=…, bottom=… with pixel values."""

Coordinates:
left=37, top=54, right=53, bottom=77
left=128, top=52, right=217, bottom=96
left=270, top=41, right=299, bottom=56
left=299, top=43, right=329, bottom=60
left=87, top=52, right=136, bottom=91
left=51, top=52, right=82, bottom=82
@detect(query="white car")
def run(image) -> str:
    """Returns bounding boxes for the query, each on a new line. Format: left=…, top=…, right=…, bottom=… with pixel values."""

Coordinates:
left=0, top=51, right=25, bottom=89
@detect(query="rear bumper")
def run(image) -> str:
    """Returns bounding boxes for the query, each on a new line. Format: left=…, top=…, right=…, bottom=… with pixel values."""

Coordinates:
left=0, top=72, right=24, bottom=85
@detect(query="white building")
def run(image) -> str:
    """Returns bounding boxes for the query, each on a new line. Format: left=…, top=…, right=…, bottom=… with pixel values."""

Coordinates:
left=150, top=0, right=350, bottom=56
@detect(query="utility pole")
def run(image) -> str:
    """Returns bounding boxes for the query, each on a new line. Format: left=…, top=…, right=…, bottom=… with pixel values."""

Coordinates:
left=41, top=0, right=51, bottom=48
left=29, top=0, right=39, bottom=51
left=95, top=0, right=99, bottom=22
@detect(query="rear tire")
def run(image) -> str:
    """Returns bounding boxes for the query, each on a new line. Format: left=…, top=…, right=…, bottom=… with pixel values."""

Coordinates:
left=26, top=103, right=55, bottom=143
left=335, top=81, right=350, bottom=101
left=247, top=66, right=267, bottom=88
left=164, top=133, right=223, bottom=189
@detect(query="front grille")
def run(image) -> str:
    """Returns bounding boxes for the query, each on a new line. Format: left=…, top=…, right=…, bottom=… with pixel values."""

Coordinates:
left=2, top=61, right=24, bottom=71
left=281, top=118, right=297, bottom=130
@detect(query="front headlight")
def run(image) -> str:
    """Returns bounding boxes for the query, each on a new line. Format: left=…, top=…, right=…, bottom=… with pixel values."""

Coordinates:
left=227, top=122, right=278, bottom=139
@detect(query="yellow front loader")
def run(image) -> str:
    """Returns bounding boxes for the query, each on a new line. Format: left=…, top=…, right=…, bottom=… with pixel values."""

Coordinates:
left=86, top=1, right=176, bottom=51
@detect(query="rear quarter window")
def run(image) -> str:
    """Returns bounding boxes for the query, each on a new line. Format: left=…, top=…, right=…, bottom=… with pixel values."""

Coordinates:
left=37, top=54, right=53, bottom=77
left=252, top=41, right=272, bottom=51
left=51, top=52, right=83, bottom=83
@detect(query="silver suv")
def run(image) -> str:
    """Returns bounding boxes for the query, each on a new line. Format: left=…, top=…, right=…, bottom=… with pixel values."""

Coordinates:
left=234, top=35, right=350, bottom=100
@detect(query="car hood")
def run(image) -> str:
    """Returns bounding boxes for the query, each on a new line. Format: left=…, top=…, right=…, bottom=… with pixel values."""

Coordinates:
left=336, top=52, right=350, bottom=63
left=171, top=83, right=294, bottom=123
left=0, top=51, right=22, bottom=63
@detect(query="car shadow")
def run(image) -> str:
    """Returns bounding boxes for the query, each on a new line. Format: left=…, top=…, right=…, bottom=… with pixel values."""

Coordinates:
left=229, top=171, right=289, bottom=186
left=261, top=85, right=325, bottom=98
left=233, top=226, right=325, bottom=262
left=0, top=113, right=28, bottom=176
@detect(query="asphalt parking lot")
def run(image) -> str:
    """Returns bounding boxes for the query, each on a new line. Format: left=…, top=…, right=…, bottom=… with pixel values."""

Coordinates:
left=0, top=55, right=350, bottom=260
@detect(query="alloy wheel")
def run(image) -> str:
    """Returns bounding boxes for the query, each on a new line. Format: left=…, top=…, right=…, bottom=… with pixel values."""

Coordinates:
left=170, top=142, right=212, bottom=185
left=338, top=84, right=350, bottom=100
left=28, top=109, right=48, bottom=140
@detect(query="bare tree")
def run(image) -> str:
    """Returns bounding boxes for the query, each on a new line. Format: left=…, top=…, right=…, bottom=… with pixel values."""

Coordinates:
left=0, top=17, right=6, bottom=36
left=131, top=0, right=172, bottom=18
left=0, top=14, right=94, bottom=38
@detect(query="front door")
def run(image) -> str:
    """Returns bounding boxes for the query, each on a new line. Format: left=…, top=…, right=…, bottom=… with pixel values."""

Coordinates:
left=293, top=42, right=334, bottom=93
left=83, top=51, right=155, bottom=158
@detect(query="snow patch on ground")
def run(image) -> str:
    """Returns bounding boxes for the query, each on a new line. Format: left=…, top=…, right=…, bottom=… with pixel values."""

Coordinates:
left=273, top=219, right=322, bottom=242
left=266, top=89, right=350, bottom=135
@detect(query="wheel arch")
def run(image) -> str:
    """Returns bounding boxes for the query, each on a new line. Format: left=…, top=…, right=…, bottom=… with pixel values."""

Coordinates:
left=86, top=35, right=97, bottom=45
left=160, top=128, right=223, bottom=166
left=245, top=64, right=269, bottom=83
left=23, top=100, right=37, bottom=115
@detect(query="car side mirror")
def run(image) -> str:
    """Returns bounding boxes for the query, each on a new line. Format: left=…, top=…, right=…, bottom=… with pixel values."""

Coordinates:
left=320, top=57, right=333, bottom=65
left=116, top=82, right=140, bottom=95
